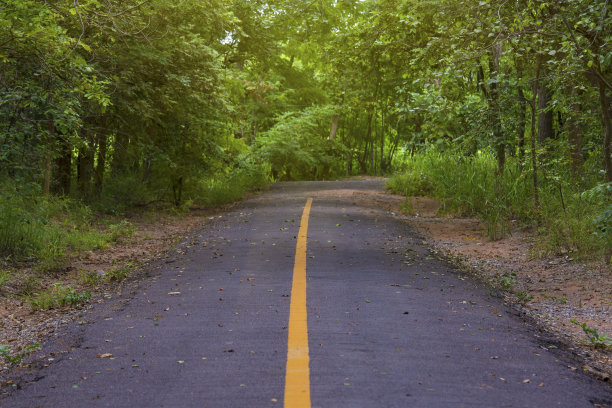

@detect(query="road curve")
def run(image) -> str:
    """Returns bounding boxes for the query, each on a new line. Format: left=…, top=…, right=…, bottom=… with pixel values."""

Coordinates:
left=1, top=180, right=610, bottom=407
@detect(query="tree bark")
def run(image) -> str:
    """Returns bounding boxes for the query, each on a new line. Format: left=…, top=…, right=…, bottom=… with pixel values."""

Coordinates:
left=530, top=54, right=543, bottom=209
left=94, top=132, right=107, bottom=196
left=537, top=83, right=554, bottom=144
left=488, top=43, right=505, bottom=174
left=598, top=77, right=612, bottom=184
left=329, top=114, right=339, bottom=140
left=77, top=130, right=94, bottom=201
left=112, top=132, right=128, bottom=176
left=517, top=86, right=527, bottom=169
left=43, top=120, right=53, bottom=195
left=52, top=135, right=71, bottom=195
left=567, top=87, right=584, bottom=180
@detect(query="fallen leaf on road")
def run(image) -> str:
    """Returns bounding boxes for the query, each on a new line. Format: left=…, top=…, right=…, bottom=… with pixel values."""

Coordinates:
left=96, top=353, right=113, bottom=358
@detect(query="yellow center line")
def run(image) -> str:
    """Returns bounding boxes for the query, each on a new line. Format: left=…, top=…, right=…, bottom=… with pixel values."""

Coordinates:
left=284, top=197, right=313, bottom=408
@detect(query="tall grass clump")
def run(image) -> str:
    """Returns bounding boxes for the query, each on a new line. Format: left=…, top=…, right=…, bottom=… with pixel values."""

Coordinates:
left=387, top=148, right=610, bottom=259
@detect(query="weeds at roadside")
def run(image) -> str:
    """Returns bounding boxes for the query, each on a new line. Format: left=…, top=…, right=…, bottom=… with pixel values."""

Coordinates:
left=104, top=262, right=134, bottom=282
left=0, top=271, right=12, bottom=291
left=0, top=342, right=41, bottom=366
left=108, top=220, right=136, bottom=242
left=515, top=290, right=533, bottom=304
left=402, top=198, right=415, bottom=215
left=550, top=296, right=568, bottom=304
left=79, top=269, right=103, bottom=287
left=19, top=274, right=41, bottom=297
left=571, top=319, right=612, bottom=349
left=497, top=271, right=517, bottom=291
left=28, top=283, right=91, bottom=310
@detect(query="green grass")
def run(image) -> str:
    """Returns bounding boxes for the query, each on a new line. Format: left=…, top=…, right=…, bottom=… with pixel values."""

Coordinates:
left=0, top=182, right=134, bottom=272
left=387, top=149, right=611, bottom=258
left=192, top=164, right=269, bottom=208
left=28, top=283, right=91, bottom=310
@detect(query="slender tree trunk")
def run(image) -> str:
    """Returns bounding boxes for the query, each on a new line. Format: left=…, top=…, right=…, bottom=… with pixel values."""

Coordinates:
left=329, top=115, right=339, bottom=140
left=361, top=111, right=374, bottom=173
left=43, top=120, right=53, bottom=195
left=599, top=79, right=612, bottom=264
left=52, top=135, right=71, bottom=195
left=517, top=86, right=527, bottom=170
left=483, top=44, right=505, bottom=174
left=598, top=78, right=612, bottom=184
left=567, top=87, right=584, bottom=180
left=94, top=133, right=107, bottom=196
left=530, top=54, right=543, bottom=209
left=537, top=82, right=554, bottom=144
left=112, top=132, right=128, bottom=176
left=77, top=130, right=94, bottom=201
left=380, top=105, right=385, bottom=173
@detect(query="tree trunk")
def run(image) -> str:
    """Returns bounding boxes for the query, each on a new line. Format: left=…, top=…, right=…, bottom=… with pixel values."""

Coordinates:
left=94, top=133, right=107, bottom=196
left=43, top=120, right=53, bottom=195
left=488, top=43, right=505, bottom=174
left=380, top=105, right=385, bottom=173
left=112, top=132, right=128, bottom=176
left=52, top=135, right=71, bottom=195
left=329, top=115, right=339, bottom=140
left=530, top=54, right=543, bottom=209
left=598, top=78, right=612, bottom=184
left=537, top=83, right=554, bottom=144
left=517, top=86, right=527, bottom=169
left=77, top=131, right=94, bottom=201
left=567, top=87, right=584, bottom=180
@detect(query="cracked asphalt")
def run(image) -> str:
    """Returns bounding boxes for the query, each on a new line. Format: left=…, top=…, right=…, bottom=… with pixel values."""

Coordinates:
left=1, top=180, right=610, bottom=407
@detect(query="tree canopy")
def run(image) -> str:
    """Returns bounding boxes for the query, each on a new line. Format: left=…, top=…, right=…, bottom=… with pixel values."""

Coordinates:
left=1, top=1, right=610, bottom=257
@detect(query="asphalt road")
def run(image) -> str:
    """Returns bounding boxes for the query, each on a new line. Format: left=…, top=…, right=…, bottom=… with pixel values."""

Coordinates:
left=1, top=180, right=611, bottom=407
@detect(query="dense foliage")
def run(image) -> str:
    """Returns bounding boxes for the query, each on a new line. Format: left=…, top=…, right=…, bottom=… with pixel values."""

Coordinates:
left=0, top=0, right=610, bottom=263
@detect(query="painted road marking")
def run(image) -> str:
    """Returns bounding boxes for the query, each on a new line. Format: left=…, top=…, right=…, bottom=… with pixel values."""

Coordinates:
left=284, top=198, right=313, bottom=408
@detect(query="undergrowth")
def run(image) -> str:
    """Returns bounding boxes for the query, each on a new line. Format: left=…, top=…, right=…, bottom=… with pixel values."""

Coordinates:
left=28, top=283, right=91, bottom=310
left=387, top=149, right=611, bottom=259
left=0, top=184, right=109, bottom=271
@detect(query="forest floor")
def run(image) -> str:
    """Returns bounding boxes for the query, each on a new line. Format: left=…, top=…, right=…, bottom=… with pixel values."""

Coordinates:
left=0, top=181, right=610, bottom=383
